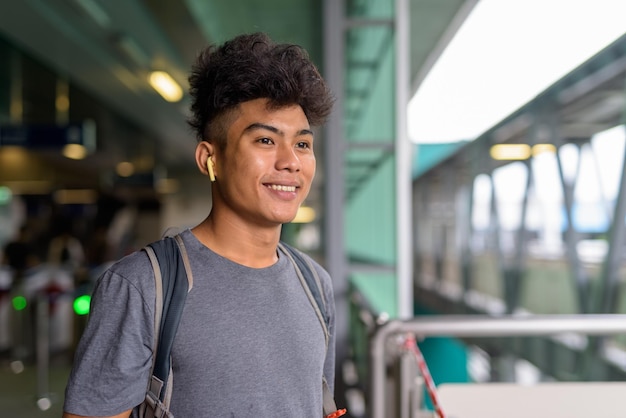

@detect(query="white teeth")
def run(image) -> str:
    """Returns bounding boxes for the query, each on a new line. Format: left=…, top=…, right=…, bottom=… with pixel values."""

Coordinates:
left=269, top=184, right=296, bottom=192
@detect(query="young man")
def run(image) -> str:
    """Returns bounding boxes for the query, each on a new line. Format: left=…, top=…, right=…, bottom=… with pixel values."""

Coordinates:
left=63, top=32, right=338, bottom=417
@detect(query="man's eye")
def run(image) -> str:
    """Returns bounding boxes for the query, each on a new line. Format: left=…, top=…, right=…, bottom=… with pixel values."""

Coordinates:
left=258, top=137, right=274, bottom=145
left=296, top=141, right=311, bottom=149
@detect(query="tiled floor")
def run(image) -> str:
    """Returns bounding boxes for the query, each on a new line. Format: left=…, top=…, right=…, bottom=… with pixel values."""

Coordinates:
left=0, top=359, right=71, bottom=418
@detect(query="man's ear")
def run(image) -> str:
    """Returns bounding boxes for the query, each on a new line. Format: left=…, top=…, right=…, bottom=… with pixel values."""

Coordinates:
left=195, top=140, right=216, bottom=176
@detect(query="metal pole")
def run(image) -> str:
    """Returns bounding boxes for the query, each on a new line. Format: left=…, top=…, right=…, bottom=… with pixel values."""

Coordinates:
left=395, top=0, right=413, bottom=320
left=36, top=292, right=51, bottom=410
left=554, top=134, right=589, bottom=313
left=400, top=351, right=417, bottom=418
left=323, top=0, right=349, bottom=384
left=371, top=319, right=403, bottom=418
left=599, top=125, right=626, bottom=314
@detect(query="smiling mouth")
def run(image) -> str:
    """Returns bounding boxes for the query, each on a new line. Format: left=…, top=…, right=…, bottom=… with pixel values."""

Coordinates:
left=267, top=184, right=296, bottom=192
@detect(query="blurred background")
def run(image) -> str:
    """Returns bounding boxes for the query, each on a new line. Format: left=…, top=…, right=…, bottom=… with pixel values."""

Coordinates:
left=2, top=1, right=626, bottom=417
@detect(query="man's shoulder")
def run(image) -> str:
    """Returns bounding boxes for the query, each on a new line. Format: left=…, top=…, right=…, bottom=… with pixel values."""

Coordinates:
left=102, top=246, right=153, bottom=286
left=110, top=247, right=151, bottom=270
left=105, top=231, right=195, bottom=283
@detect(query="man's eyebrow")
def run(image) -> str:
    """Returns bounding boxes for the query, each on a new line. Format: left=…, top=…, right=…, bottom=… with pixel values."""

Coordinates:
left=243, top=123, right=313, bottom=137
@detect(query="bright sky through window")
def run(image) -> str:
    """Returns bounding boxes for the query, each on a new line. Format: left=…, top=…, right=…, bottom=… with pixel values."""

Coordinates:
left=408, top=0, right=626, bottom=143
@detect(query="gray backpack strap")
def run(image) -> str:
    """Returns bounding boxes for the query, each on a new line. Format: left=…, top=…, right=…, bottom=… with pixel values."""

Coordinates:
left=139, top=234, right=193, bottom=418
left=173, top=234, right=193, bottom=290
left=278, top=242, right=329, bottom=347
left=139, top=245, right=165, bottom=418
left=278, top=242, right=342, bottom=417
left=146, top=246, right=164, bottom=367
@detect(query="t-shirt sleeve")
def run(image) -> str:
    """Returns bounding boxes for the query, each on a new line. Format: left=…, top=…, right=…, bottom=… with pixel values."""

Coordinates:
left=63, top=253, right=155, bottom=416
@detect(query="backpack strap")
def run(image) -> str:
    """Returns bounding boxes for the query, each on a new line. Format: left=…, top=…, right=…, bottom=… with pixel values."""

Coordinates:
left=278, top=242, right=329, bottom=345
left=278, top=242, right=343, bottom=417
left=140, top=234, right=193, bottom=418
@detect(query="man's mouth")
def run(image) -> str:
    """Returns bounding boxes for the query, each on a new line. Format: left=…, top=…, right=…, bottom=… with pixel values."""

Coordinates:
left=267, top=184, right=296, bottom=192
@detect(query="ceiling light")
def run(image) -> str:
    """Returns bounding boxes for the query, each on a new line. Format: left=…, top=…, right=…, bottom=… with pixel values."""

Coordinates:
left=490, top=144, right=531, bottom=160
left=56, top=95, right=70, bottom=112
left=116, top=161, right=135, bottom=177
left=63, top=144, right=87, bottom=160
left=532, top=143, right=557, bottom=156
left=149, top=71, right=183, bottom=102
left=292, top=206, right=316, bottom=223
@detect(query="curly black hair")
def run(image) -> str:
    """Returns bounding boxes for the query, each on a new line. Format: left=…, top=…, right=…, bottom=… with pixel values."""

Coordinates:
left=188, top=32, right=334, bottom=147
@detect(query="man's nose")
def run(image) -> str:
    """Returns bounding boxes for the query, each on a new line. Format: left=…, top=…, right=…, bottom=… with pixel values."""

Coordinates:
left=276, top=145, right=301, bottom=171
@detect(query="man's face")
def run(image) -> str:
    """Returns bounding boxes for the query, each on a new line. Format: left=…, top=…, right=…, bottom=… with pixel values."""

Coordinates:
left=213, top=98, right=316, bottom=228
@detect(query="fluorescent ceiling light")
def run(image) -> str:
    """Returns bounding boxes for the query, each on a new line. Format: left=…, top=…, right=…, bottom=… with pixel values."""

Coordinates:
left=63, top=144, right=88, bottom=160
left=56, top=95, right=69, bottom=112
left=116, top=161, right=135, bottom=177
left=490, top=144, right=531, bottom=160
left=532, top=143, right=556, bottom=156
left=149, top=71, right=183, bottom=102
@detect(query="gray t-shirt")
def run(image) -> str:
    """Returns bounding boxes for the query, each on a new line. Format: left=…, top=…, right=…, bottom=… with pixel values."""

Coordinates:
left=64, top=229, right=335, bottom=417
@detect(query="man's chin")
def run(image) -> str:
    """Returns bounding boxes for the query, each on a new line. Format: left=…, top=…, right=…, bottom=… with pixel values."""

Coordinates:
left=265, top=207, right=301, bottom=226
left=276, top=214, right=299, bottom=225
left=279, top=216, right=297, bottom=225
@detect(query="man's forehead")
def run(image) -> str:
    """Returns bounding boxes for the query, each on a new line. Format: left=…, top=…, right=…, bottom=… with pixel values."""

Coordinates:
left=229, top=99, right=310, bottom=131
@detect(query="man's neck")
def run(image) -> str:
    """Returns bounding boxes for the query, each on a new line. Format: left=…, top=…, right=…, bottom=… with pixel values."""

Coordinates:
left=191, top=215, right=281, bottom=268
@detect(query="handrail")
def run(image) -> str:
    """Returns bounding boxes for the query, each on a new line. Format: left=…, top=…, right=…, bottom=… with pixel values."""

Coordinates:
left=369, top=314, right=626, bottom=418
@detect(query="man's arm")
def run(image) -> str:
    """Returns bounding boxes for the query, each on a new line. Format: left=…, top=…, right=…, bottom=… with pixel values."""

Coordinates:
left=62, top=410, right=131, bottom=418
left=63, top=258, right=155, bottom=417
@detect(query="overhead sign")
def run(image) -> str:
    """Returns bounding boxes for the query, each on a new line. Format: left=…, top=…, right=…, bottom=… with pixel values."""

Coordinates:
left=0, top=120, right=96, bottom=151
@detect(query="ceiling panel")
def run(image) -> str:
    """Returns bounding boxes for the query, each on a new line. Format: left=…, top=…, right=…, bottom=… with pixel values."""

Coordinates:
left=0, top=0, right=475, bottom=181
left=410, top=0, right=478, bottom=92
left=0, top=0, right=197, bottom=169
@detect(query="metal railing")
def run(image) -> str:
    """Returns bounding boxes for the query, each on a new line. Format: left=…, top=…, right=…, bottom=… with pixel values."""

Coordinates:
left=366, top=313, right=626, bottom=418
